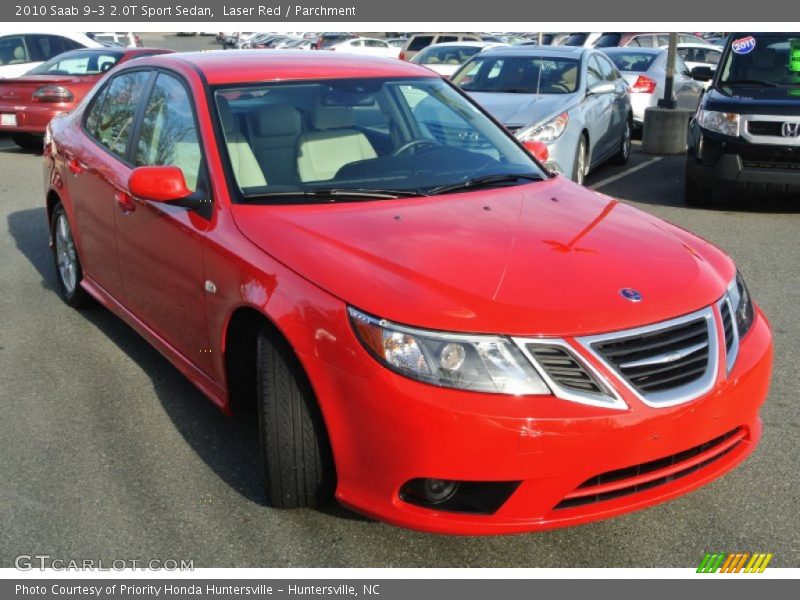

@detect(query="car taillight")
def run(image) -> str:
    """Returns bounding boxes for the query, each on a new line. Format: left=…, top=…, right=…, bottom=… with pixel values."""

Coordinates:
left=134, top=34, right=143, bottom=47
left=399, top=51, right=406, bottom=60
left=33, top=85, right=74, bottom=103
left=629, top=75, right=657, bottom=93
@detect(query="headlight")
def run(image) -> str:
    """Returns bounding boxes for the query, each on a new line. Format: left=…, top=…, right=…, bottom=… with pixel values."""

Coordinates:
left=697, top=109, right=740, bottom=137
left=728, top=271, right=755, bottom=339
left=516, top=112, right=569, bottom=143
left=348, top=308, right=550, bottom=395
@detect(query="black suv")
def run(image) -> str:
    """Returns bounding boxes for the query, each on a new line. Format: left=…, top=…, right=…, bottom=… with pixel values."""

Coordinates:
left=685, top=32, right=800, bottom=205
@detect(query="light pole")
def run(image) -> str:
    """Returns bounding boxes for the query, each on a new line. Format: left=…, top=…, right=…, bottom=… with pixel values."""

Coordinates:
left=658, top=32, right=678, bottom=109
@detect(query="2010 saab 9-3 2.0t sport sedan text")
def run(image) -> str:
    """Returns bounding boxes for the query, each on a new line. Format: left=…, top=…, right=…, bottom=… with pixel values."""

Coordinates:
left=43, top=51, right=773, bottom=535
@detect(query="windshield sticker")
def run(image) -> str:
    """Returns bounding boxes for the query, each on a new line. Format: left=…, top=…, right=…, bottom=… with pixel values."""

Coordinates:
left=790, top=40, right=800, bottom=72
left=732, top=36, right=757, bottom=55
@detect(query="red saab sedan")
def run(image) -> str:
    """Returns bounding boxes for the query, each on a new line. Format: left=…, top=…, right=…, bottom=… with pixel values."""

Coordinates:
left=1, top=47, right=171, bottom=149
left=43, top=51, right=773, bottom=534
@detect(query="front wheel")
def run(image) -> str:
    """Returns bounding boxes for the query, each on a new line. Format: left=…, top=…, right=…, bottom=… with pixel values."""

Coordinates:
left=256, top=328, right=335, bottom=509
left=572, top=135, right=588, bottom=185
left=50, top=204, right=91, bottom=307
left=611, top=118, right=632, bottom=165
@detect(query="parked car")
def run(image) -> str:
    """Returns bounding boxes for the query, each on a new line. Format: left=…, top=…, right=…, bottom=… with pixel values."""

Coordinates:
left=385, top=37, right=408, bottom=48
left=452, top=46, right=633, bottom=184
left=0, top=32, right=102, bottom=78
left=89, top=32, right=143, bottom=48
left=312, top=32, right=356, bottom=50
left=685, top=32, right=800, bottom=205
left=43, top=50, right=772, bottom=535
left=672, top=43, right=723, bottom=87
left=602, top=47, right=705, bottom=127
left=399, top=32, right=482, bottom=61
left=558, top=32, right=603, bottom=47
left=0, top=47, right=172, bottom=148
left=410, top=42, right=507, bottom=77
left=593, top=32, right=709, bottom=48
left=327, top=37, right=400, bottom=59
left=44, top=49, right=772, bottom=534
left=251, top=36, right=292, bottom=50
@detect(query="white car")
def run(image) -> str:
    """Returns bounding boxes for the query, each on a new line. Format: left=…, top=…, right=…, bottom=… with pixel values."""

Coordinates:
left=410, top=42, right=508, bottom=78
left=327, top=37, right=400, bottom=59
left=89, top=32, right=143, bottom=48
left=0, top=32, right=102, bottom=78
left=670, top=43, right=722, bottom=88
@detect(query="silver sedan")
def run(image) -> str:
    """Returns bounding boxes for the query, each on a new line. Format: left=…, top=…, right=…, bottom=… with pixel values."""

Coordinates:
left=602, top=47, right=705, bottom=127
left=451, top=46, right=633, bottom=184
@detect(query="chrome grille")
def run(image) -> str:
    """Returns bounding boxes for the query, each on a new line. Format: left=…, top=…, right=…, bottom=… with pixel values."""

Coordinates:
left=526, top=344, right=604, bottom=395
left=578, top=307, right=719, bottom=407
left=747, top=121, right=783, bottom=137
left=720, top=300, right=734, bottom=352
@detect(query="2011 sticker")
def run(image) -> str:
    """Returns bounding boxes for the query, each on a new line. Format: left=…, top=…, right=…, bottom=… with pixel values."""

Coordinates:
left=732, top=36, right=757, bottom=54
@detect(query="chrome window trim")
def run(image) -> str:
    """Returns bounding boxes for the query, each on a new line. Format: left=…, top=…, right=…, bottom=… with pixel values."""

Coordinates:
left=513, top=338, right=628, bottom=411
left=576, top=306, right=719, bottom=408
left=741, top=114, right=800, bottom=145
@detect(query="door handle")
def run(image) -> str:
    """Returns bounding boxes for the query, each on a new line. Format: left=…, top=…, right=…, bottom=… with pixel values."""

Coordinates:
left=115, top=191, right=135, bottom=213
left=67, top=158, right=83, bottom=175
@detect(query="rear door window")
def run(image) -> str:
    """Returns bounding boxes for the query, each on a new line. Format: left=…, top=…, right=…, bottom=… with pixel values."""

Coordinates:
left=26, top=35, right=67, bottom=61
left=407, top=36, right=433, bottom=51
left=0, top=36, right=28, bottom=65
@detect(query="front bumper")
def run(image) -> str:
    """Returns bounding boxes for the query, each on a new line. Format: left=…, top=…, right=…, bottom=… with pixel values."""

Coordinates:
left=0, top=102, right=66, bottom=135
left=302, top=307, right=773, bottom=535
left=687, top=127, right=800, bottom=194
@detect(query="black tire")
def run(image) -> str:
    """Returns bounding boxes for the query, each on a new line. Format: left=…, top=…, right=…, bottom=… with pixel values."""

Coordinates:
left=50, top=204, right=92, bottom=308
left=256, top=328, right=334, bottom=509
left=12, top=133, right=42, bottom=151
left=571, top=135, right=588, bottom=185
left=611, top=117, right=632, bottom=165
left=684, top=163, right=713, bottom=207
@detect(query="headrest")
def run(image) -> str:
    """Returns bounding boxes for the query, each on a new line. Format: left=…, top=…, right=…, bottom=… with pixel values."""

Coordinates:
left=13, top=46, right=25, bottom=60
left=217, top=96, right=237, bottom=135
left=255, top=104, right=302, bottom=136
left=312, top=103, right=355, bottom=130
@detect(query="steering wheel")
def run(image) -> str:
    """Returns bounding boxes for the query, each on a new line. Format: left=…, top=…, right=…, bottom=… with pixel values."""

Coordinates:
left=392, top=138, right=442, bottom=156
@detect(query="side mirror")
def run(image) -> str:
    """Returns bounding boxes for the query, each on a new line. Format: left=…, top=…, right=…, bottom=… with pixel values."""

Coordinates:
left=587, top=81, right=615, bottom=95
left=129, top=165, right=191, bottom=203
left=690, top=66, right=714, bottom=82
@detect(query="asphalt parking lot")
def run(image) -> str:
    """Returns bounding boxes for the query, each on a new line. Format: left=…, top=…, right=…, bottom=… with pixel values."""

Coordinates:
left=0, top=34, right=798, bottom=568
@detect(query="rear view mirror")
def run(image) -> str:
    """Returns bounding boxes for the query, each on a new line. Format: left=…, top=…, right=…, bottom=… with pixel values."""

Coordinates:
left=129, top=166, right=191, bottom=203
left=587, top=81, right=615, bottom=95
left=690, top=66, right=714, bottom=82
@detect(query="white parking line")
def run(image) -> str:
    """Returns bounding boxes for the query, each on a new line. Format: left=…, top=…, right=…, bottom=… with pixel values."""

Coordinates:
left=589, top=157, right=664, bottom=190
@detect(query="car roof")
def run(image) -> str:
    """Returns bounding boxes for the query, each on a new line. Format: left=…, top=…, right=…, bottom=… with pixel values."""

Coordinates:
left=143, top=50, right=437, bottom=84
left=421, top=41, right=499, bottom=49
left=602, top=47, right=665, bottom=55
left=481, top=45, right=587, bottom=57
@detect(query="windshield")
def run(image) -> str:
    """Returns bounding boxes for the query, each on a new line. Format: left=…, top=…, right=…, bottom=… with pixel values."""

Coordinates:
left=605, top=51, right=658, bottom=72
left=213, top=77, right=544, bottom=202
left=452, top=56, right=580, bottom=94
left=717, top=34, right=800, bottom=86
left=412, top=45, right=482, bottom=66
left=27, top=50, right=123, bottom=76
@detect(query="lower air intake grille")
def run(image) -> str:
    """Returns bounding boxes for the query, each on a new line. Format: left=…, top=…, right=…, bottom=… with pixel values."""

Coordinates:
left=555, top=427, right=745, bottom=510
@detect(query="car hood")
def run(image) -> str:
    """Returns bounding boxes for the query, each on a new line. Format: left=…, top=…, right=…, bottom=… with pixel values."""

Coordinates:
left=467, top=91, right=576, bottom=128
left=230, top=177, right=734, bottom=336
left=704, top=85, right=800, bottom=115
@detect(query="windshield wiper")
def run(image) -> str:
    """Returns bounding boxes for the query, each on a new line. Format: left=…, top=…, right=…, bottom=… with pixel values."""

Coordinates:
left=242, top=188, right=423, bottom=202
left=722, top=79, right=780, bottom=88
left=427, top=173, right=543, bottom=196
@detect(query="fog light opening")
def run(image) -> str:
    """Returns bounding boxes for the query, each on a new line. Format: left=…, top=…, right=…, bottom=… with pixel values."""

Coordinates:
left=400, top=478, right=521, bottom=515
left=424, top=478, right=459, bottom=503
